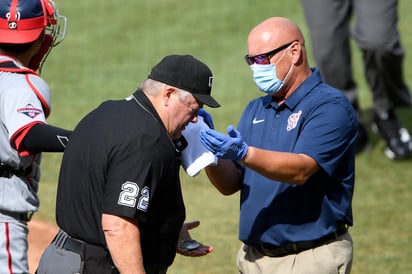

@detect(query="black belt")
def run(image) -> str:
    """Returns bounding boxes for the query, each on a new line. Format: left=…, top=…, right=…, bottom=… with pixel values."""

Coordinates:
left=255, top=225, right=348, bottom=257
left=63, top=235, right=84, bottom=254
left=53, top=229, right=85, bottom=254
left=53, top=229, right=119, bottom=273
left=54, top=232, right=167, bottom=274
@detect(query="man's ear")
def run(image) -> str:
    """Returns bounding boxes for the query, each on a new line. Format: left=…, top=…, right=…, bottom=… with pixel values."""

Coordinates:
left=163, top=86, right=176, bottom=107
left=291, top=41, right=303, bottom=65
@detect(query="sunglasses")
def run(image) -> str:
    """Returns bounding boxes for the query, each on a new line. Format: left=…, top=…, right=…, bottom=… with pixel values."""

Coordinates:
left=244, top=40, right=297, bottom=65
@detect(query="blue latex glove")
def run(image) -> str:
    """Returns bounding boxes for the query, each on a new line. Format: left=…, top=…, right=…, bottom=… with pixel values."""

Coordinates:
left=200, top=125, right=248, bottom=160
left=198, top=108, right=214, bottom=129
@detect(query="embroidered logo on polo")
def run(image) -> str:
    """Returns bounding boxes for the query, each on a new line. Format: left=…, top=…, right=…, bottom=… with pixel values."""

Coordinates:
left=17, top=104, right=43, bottom=118
left=252, top=117, right=265, bottom=124
left=287, top=110, right=302, bottom=131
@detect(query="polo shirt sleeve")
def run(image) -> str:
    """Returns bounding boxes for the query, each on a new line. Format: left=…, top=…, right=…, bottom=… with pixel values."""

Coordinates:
left=293, top=96, right=358, bottom=176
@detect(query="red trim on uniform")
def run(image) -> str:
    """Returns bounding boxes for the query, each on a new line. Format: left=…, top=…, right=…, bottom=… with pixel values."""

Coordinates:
left=0, top=54, right=24, bottom=65
left=25, top=74, right=50, bottom=117
left=0, top=54, right=19, bottom=62
left=0, top=56, right=39, bottom=75
left=11, top=121, right=45, bottom=156
left=0, top=61, right=38, bottom=75
left=5, top=222, right=13, bottom=274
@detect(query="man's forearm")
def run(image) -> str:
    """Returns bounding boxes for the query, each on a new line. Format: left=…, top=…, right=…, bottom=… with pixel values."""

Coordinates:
left=205, top=159, right=242, bottom=195
left=102, top=214, right=145, bottom=274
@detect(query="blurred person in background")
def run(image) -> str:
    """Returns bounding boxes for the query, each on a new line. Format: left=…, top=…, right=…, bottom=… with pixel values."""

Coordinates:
left=301, top=0, right=412, bottom=159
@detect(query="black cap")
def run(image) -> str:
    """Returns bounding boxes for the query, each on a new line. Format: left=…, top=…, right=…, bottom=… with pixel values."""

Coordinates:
left=148, top=55, right=220, bottom=108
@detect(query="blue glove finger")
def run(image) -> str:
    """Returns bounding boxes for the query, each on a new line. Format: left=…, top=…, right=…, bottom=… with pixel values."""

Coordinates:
left=200, top=128, right=248, bottom=161
left=227, top=125, right=239, bottom=138
left=224, top=127, right=248, bottom=160
left=201, top=130, right=228, bottom=158
left=198, top=108, right=214, bottom=129
left=200, top=129, right=225, bottom=153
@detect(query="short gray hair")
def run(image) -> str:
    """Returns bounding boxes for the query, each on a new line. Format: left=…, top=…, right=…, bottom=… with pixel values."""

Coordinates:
left=140, top=79, right=166, bottom=96
left=140, top=79, right=193, bottom=103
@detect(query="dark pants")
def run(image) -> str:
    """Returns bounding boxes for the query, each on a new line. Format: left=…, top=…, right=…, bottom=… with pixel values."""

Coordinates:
left=36, top=230, right=169, bottom=273
left=36, top=230, right=118, bottom=274
left=145, top=265, right=168, bottom=274
left=301, top=0, right=411, bottom=112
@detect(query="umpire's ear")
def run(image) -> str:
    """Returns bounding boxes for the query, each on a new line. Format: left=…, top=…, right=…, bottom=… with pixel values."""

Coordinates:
left=161, top=85, right=177, bottom=107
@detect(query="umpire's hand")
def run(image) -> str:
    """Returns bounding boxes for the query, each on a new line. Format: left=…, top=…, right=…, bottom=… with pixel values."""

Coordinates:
left=176, top=220, right=214, bottom=257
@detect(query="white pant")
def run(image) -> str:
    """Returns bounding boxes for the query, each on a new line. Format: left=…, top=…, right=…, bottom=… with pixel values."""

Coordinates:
left=0, top=215, right=29, bottom=274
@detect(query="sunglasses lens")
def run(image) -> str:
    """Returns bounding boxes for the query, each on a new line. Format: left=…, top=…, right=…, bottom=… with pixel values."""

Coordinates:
left=244, top=55, right=254, bottom=65
left=245, top=55, right=269, bottom=65
left=245, top=53, right=272, bottom=65
left=254, top=55, right=270, bottom=65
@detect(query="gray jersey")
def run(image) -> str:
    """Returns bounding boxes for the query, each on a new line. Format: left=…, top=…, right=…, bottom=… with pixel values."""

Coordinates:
left=0, top=54, right=51, bottom=213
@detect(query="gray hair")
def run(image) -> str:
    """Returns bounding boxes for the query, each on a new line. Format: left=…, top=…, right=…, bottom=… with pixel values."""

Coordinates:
left=140, top=79, right=193, bottom=103
left=140, top=79, right=166, bottom=96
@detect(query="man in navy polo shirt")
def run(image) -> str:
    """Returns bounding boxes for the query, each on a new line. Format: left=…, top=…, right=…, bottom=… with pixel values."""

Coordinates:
left=200, top=17, right=357, bottom=274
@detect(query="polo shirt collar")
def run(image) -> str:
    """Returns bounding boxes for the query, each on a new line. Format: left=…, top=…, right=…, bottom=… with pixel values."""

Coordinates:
left=262, top=68, right=322, bottom=110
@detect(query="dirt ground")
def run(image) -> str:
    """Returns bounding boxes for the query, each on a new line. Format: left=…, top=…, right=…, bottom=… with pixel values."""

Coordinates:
left=27, top=218, right=58, bottom=274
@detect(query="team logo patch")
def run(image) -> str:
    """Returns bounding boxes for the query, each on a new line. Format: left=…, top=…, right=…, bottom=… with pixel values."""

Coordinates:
left=17, top=104, right=43, bottom=119
left=286, top=110, right=302, bottom=131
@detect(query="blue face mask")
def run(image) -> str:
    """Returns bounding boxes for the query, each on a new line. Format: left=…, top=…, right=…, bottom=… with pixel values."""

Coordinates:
left=250, top=63, right=285, bottom=95
left=250, top=46, right=294, bottom=95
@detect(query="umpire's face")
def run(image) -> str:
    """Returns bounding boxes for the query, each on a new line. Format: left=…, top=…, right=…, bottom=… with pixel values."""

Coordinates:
left=163, top=86, right=201, bottom=140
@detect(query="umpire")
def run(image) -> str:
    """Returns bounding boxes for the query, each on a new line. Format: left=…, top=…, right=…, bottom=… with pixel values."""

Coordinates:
left=36, top=54, right=220, bottom=274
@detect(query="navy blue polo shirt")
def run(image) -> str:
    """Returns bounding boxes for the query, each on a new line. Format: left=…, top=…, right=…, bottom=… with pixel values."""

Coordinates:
left=237, top=69, right=357, bottom=246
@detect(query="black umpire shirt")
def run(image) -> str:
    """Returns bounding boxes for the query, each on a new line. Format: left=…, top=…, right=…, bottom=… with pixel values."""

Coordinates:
left=55, top=89, right=186, bottom=268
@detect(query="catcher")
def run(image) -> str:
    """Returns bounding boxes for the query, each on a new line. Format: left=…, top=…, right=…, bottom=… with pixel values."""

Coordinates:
left=0, top=0, right=71, bottom=273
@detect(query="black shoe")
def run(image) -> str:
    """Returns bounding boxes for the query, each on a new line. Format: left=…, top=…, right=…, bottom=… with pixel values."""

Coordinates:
left=351, top=102, right=371, bottom=154
left=355, top=123, right=371, bottom=154
left=372, top=109, right=412, bottom=160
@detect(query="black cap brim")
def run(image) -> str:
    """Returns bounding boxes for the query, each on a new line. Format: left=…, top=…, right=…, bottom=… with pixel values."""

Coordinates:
left=193, top=93, right=221, bottom=108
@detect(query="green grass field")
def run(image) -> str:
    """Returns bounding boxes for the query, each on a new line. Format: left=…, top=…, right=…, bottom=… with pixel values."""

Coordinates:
left=35, top=0, right=412, bottom=273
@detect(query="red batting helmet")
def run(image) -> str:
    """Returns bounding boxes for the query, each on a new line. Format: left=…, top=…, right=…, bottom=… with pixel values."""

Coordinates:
left=0, top=0, right=66, bottom=45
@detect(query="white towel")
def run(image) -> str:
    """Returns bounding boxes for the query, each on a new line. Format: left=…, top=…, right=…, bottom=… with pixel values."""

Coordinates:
left=181, top=116, right=218, bottom=177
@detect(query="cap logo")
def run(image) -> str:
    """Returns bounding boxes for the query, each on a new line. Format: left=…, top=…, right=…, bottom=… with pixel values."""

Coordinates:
left=8, top=21, right=17, bottom=29
left=6, top=11, right=21, bottom=20
left=208, top=76, right=213, bottom=88
left=6, top=12, right=20, bottom=30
